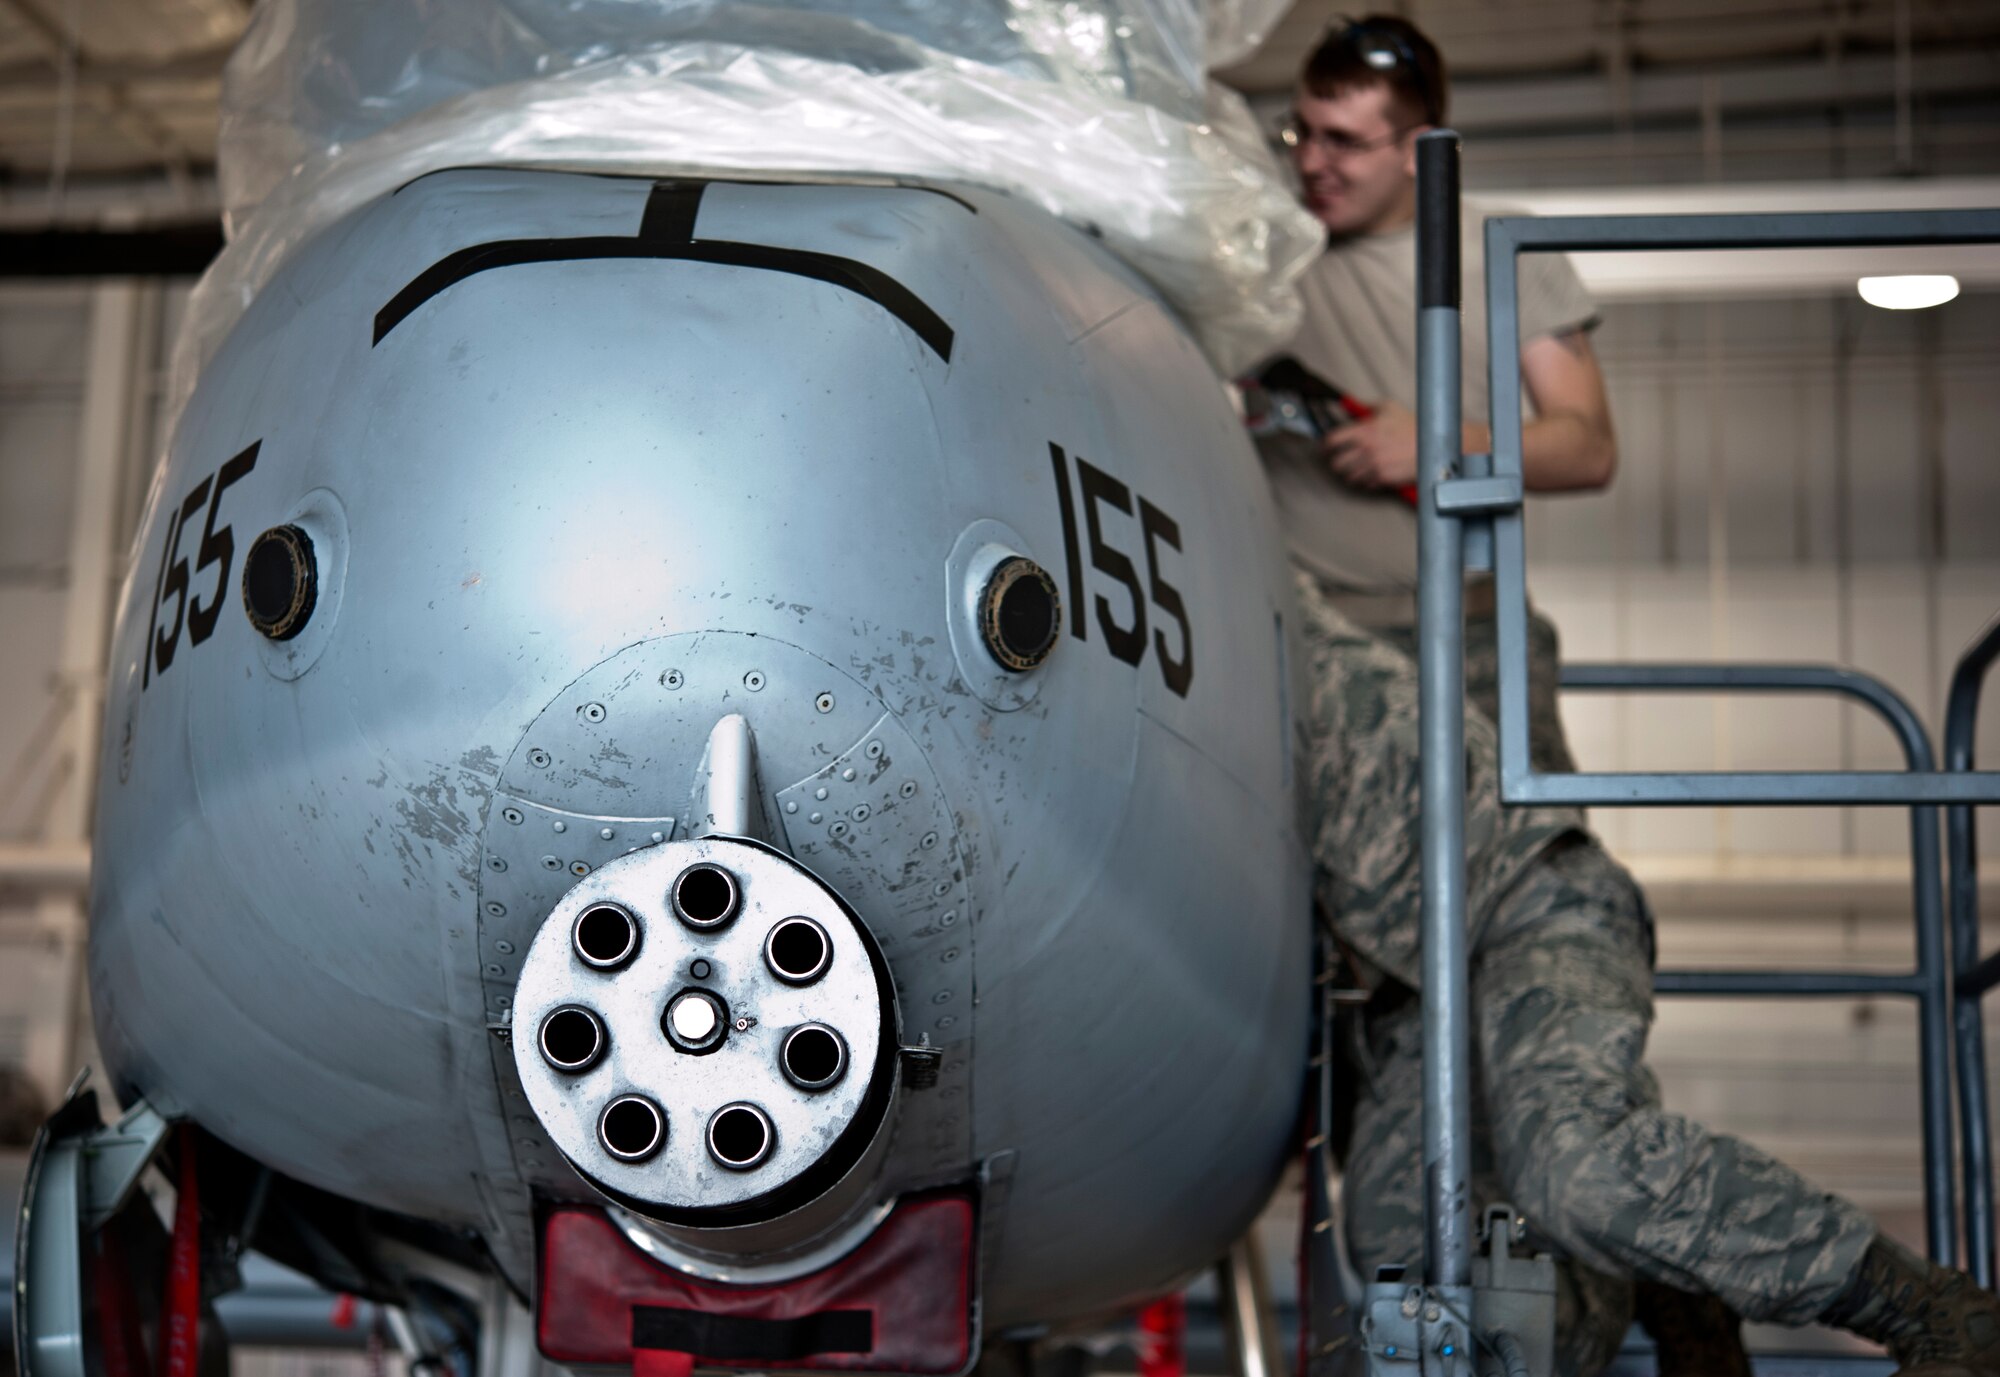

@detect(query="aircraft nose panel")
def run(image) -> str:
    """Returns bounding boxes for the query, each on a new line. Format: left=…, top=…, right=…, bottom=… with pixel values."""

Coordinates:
left=511, top=835, right=895, bottom=1224
left=475, top=630, right=975, bottom=1221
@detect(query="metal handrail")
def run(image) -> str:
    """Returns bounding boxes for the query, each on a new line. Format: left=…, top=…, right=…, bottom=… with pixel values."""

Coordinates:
left=1560, top=663, right=1955, bottom=1264
left=1420, top=197, right=2000, bottom=1345
left=1466, top=205, right=2000, bottom=1279
left=1482, top=207, right=2000, bottom=811
left=1946, top=615, right=2000, bottom=1287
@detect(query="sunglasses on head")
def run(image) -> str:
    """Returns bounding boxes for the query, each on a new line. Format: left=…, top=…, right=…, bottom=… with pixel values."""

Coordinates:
left=1325, top=15, right=1440, bottom=127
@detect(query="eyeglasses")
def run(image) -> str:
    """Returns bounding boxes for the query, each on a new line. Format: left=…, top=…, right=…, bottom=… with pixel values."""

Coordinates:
left=1279, top=118, right=1414, bottom=158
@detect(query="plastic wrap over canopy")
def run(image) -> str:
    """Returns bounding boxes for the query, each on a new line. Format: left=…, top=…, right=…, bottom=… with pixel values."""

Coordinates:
left=166, top=0, right=1316, bottom=429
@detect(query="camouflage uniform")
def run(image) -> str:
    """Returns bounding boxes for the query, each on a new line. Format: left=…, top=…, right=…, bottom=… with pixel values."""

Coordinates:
left=1297, top=575, right=1876, bottom=1377
left=1373, top=598, right=1577, bottom=776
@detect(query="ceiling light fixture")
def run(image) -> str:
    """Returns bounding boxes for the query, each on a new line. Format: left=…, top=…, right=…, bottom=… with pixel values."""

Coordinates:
left=1857, top=274, right=1960, bottom=310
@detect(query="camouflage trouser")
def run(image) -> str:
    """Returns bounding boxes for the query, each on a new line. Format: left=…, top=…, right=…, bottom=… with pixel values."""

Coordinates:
left=1372, top=602, right=1577, bottom=776
left=1301, top=588, right=1877, bottom=1376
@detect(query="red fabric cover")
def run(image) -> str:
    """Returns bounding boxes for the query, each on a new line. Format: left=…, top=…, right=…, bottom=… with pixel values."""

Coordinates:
left=537, top=1194, right=975, bottom=1375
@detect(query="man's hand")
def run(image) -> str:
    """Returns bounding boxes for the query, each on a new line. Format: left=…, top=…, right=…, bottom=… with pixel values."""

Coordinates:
left=1322, top=326, right=1618, bottom=496
left=1324, top=399, right=1417, bottom=489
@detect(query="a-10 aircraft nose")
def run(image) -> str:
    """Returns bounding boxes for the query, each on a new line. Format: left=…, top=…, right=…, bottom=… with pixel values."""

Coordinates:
left=85, top=169, right=1310, bottom=1324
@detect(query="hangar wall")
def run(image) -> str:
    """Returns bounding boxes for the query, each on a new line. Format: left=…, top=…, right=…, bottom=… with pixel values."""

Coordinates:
left=0, top=279, right=178, bottom=1121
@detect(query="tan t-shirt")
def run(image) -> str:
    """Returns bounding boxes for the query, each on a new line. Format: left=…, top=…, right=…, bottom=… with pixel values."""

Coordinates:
left=1259, top=199, right=1598, bottom=596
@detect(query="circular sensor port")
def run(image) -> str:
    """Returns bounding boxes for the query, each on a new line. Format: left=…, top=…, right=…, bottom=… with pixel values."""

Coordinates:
left=780, top=1023, right=849, bottom=1092
left=241, top=524, right=318, bottom=642
left=707, top=1102, right=776, bottom=1171
left=672, top=864, right=740, bottom=930
left=573, top=903, right=640, bottom=970
left=662, top=988, right=729, bottom=1055
left=763, top=916, right=833, bottom=986
left=538, top=1005, right=607, bottom=1073
left=979, top=556, right=1061, bottom=672
left=599, top=1095, right=667, bottom=1163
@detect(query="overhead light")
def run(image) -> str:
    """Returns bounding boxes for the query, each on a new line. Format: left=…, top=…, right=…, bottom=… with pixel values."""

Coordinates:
left=1857, top=274, right=1960, bottom=310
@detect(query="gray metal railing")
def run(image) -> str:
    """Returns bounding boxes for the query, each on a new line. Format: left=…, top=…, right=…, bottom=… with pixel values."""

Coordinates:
left=1412, top=167, right=2000, bottom=1295
left=1947, top=616, right=2000, bottom=1288
left=1482, top=207, right=2000, bottom=813
left=1473, top=205, right=2000, bottom=1271
left=1559, top=663, right=1954, bottom=1262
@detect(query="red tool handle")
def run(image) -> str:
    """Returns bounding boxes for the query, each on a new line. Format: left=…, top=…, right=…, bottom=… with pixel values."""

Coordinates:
left=1332, top=397, right=1419, bottom=506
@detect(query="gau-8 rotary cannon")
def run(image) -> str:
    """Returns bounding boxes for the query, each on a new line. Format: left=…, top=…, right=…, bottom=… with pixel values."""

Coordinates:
left=510, top=836, right=896, bottom=1232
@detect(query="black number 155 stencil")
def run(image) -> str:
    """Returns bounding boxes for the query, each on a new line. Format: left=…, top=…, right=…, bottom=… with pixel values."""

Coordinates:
left=143, top=441, right=259, bottom=690
left=1047, top=442, right=1193, bottom=698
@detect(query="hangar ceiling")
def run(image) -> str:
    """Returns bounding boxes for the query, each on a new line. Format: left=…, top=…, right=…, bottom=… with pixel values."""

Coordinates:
left=1219, top=0, right=2000, bottom=92
left=0, top=0, right=239, bottom=184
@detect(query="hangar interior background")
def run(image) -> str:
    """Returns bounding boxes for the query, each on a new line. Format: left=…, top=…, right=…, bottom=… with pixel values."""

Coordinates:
left=0, top=0, right=1997, bottom=1366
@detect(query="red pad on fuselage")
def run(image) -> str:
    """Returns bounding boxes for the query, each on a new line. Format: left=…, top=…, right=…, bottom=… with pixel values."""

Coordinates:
left=538, top=1193, right=976, bottom=1375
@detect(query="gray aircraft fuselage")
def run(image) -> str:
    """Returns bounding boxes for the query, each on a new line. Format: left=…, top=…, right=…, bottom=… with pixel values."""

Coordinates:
left=89, top=168, right=1311, bottom=1331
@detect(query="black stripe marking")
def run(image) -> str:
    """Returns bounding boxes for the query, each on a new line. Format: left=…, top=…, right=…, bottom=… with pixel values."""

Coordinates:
left=638, top=181, right=704, bottom=245
left=392, top=166, right=980, bottom=215
left=631, top=1305, right=873, bottom=1361
left=373, top=181, right=954, bottom=360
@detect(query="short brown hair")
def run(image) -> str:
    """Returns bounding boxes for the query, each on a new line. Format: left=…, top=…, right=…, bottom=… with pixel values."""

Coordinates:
left=1301, top=15, right=1447, bottom=127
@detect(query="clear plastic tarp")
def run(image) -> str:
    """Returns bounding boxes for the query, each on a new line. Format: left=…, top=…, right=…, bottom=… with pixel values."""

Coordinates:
left=167, top=0, right=1319, bottom=428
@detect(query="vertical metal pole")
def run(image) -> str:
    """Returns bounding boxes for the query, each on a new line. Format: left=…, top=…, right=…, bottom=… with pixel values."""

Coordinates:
left=1482, top=219, right=1535, bottom=801
left=1910, top=769, right=1957, bottom=1265
left=1954, top=798, right=1996, bottom=1285
left=1218, top=1235, right=1283, bottom=1377
left=1416, top=129, right=1473, bottom=1293
left=1948, top=621, right=2000, bottom=1287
